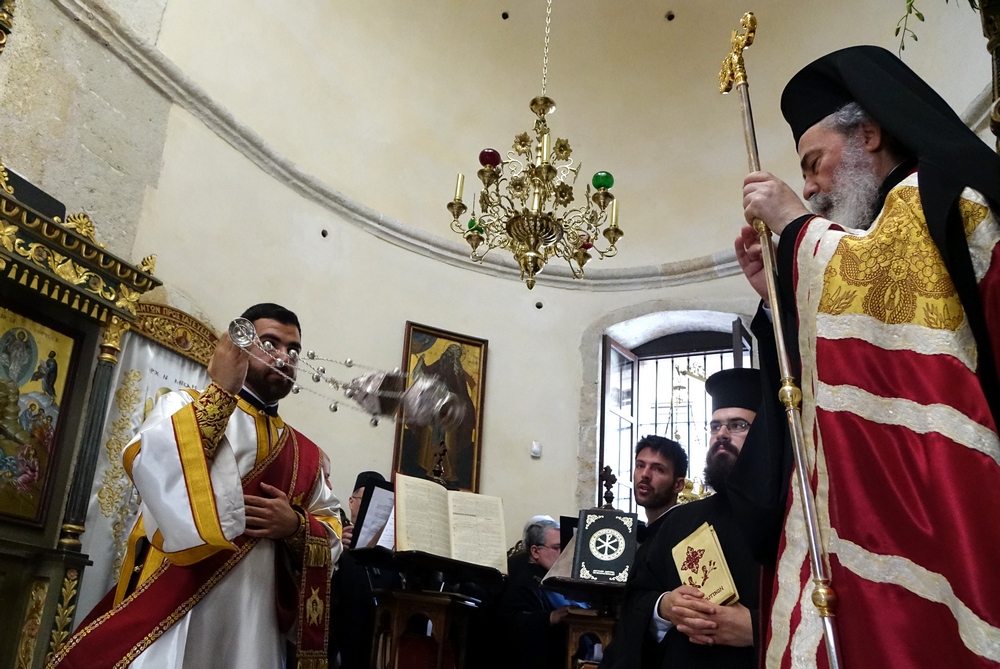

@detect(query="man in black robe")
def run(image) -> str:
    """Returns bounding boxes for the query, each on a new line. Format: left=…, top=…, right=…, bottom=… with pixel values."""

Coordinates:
left=329, top=471, right=399, bottom=668
left=599, top=435, right=687, bottom=668
left=603, top=368, right=763, bottom=669
left=500, top=517, right=579, bottom=669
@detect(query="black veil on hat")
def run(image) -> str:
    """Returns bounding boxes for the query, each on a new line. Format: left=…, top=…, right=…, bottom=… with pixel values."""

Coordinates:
left=705, top=368, right=762, bottom=414
left=779, top=45, right=1000, bottom=424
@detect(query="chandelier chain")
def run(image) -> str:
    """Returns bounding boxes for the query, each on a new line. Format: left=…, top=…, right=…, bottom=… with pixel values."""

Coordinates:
left=541, top=0, right=552, bottom=96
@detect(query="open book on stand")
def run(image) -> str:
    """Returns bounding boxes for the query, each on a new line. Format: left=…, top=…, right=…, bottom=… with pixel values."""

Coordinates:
left=393, top=473, right=508, bottom=574
left=671, top=521, right=739, bottom=605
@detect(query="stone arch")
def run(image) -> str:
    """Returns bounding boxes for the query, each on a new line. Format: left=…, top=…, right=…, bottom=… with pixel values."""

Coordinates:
left=574, top=296, right=758, bottom=509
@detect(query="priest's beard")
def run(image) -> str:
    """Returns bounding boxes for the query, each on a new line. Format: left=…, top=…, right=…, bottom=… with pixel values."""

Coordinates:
left=808, top=135, right=882, bottom=230
left=704, top=443, right=738, bottom=493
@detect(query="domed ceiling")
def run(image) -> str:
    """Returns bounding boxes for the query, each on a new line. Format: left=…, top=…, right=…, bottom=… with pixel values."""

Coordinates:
left=156, top=0, right=990, bottom=281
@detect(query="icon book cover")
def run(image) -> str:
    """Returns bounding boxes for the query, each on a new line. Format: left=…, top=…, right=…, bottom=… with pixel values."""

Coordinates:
left=671, top=521, right=739, bottom=605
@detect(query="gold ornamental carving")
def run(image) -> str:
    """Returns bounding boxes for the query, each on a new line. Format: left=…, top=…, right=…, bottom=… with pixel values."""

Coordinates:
left=138, top=253, right=157, bottom=275
left=0, top=174, right=161, bottom=324
left=57, top=523, right=85, bottom=549
left=677, top=479, right=708, bottom=504
left=0, top=157, right=14, bottom=195
left=134, top=303, right=219, bottom=367
left=98, top=368, right=142, bottom=580
left=0, top=0, right=13, bottom=34
left=115, top=284, right=141, bottom=316
left=99, top=315, right=131, bottom=364
left=16, top=579, right=48, bottom=669
left=45, top=569, right=79, bottom=663
left=0, top=15, right=9, bottom=59
left=64, top=212, right=104, bottom=247
left=719, top=12, right=756, bottom=93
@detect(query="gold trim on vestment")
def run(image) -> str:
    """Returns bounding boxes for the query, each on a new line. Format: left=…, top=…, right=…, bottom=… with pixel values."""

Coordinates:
left=234, top=395, right=277, bottom=462
left=769, top=173, right=1000, bottom=668
left=820, top=185, right=961, bottom=328
left=47, top=538, right=260, bottom=669
left=191, top=382, right=238, bottom=458
left=310, top=513, right=343, bottom=539
left=122, top=438, right=141, bottom=481
left=170, top=403, right=233, bottom=557
left=830, top=530, right=1000, bottom=661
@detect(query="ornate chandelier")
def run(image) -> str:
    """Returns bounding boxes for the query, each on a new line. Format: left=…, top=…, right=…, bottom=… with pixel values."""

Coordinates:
left=446, top=0, right=623, bottom=290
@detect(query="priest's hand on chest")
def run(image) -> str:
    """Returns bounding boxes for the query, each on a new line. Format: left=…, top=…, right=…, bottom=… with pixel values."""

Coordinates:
left=244, top=482, right=301, bottom=539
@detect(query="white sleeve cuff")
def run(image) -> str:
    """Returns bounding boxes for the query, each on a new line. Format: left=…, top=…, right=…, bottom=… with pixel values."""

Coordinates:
left=650, top=592, right=675, bottom=642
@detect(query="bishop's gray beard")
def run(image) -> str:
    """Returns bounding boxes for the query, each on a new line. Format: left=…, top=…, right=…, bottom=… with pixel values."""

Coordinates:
left=807, top=136, right=882, bottom=230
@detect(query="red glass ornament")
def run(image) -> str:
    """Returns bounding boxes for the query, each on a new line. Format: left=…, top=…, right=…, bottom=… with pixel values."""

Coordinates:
left=479, top=148, right=502, bottom=167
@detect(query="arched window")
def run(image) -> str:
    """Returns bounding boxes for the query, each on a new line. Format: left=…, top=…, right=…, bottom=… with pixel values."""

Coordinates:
left=598, top=320, right=751, bottom=518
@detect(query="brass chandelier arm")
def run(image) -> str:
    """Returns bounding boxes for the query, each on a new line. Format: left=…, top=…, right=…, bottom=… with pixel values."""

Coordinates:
left=720, top=13, right=843, bottom=669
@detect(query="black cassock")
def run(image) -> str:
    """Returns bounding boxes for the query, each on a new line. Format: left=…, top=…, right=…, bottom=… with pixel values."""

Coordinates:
left=603, top=491, right=760, bottom=669
left=600, top=510, right=669, bottom=669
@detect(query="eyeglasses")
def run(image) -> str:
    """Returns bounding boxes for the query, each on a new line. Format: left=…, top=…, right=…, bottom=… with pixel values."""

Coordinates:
left=349, top=495, right=363, bottom=502
left=708, top=419, right=751, bottom=435
left=535, top=543, right=561, bottom=551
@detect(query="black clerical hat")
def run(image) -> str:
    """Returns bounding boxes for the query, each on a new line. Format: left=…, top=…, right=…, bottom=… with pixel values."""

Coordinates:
left=705, top=368, right=762, bottom=414
left=353, top=470, right=385, bottom=493
left=779, top=45, right=1000, bottom=426
left=780, top=46, right=976, bottom=150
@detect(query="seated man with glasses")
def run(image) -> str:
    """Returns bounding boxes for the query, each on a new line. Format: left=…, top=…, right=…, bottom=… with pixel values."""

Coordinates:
left=501, top=517, right=589, bottom=669
left=602, top=368, right=764, bottom=669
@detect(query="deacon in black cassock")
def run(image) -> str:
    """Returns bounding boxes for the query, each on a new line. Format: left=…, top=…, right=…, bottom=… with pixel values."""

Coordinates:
left=600, top=435, right=687, bottom=669
left=603, top=369, right=763, bottom=669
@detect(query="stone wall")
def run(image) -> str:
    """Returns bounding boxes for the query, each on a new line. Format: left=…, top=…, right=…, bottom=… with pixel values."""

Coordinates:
left=0, top=0, right=169, bottom=258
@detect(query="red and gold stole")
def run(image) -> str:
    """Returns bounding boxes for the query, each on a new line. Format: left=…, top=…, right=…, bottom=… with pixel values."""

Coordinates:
left=766, top=178, right=1000, bottom=669
left=48, top=424, right=332, bottom=669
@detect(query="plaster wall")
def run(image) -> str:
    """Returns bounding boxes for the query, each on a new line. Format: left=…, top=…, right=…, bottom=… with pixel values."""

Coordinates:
left=153, top=0, right=990, bottom=268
